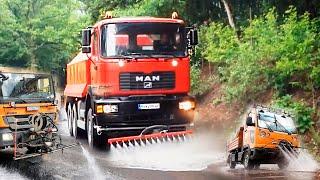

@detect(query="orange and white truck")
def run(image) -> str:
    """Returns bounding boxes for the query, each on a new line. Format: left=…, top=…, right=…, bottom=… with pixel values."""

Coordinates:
left=0, top=69, right=62, bottom=159
left=227, top=105, right=300, bottom=169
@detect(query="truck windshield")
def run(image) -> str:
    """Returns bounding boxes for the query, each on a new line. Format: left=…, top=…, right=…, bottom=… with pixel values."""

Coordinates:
left=0, top=73, right=54, bottom=103
left=101, top=23, right=187, bottom=58
left=258, top=112, right=297, bottom=134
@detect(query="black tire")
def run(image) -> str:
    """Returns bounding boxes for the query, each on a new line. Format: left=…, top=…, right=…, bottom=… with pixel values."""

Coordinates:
left=87, top=108, right=105, bottom=148
left=72, top=104, right=79, bottom=139
left=277, top=159, right=289, bottom=169
left=243, top=150, right=254, bottom=170
left=254, top=163, right=260, bottom=169
left=227, top=153, right=236, bottom=169
left=67, top=103, right=73, bottom=137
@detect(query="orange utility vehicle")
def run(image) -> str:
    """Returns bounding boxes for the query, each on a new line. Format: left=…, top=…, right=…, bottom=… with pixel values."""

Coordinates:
left=0, top=70, right=63, bottom=159
left=64, top=12, right=198, bottom=147
left=227, top=105, right=300, bottom=169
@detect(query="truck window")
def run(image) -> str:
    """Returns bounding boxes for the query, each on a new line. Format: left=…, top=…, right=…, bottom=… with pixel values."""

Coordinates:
left=258, top=112, right=297, bottom=134
left=101, top=23, right=187, bottom=58
left=0, top=73, right=54, bottom=103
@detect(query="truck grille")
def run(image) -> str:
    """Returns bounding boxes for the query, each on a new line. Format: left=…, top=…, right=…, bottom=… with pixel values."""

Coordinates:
left=4, top=114, right=56, bottom=131
left=120, top=71, right=175, bottom=90
left=5, top=115, right=33, bottom=130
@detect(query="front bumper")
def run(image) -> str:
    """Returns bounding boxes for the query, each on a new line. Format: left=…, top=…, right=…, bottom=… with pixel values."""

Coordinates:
left=250, top=148, right=288, bottom=164
left=93, top=95, right=195, bottom=133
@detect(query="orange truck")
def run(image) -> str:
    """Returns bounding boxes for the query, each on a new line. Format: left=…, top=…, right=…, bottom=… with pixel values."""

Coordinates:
left=0, top=70, right=61, bottom=159
left=64, top=12, right=198, bottom=148
left=227, top=105, right=300, bottom=169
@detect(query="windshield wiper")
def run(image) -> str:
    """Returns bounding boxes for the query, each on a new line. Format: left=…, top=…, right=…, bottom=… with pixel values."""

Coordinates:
left=262, top=120, right=273, bottom=132
left=0, top=73, right=9, bottom=81
left=273, top=115, right=291, bottom=135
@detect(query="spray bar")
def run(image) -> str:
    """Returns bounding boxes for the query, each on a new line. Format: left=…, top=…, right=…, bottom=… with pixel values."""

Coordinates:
left=108, top=130, right=193, bottom=145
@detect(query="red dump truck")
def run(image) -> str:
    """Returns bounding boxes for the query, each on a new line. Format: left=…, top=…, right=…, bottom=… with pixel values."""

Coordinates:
left=64, top=12, right=198, bottom=148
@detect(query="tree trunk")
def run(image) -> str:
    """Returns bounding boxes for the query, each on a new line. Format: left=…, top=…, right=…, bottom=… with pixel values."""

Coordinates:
left=221, top=0, right=236, bottom=30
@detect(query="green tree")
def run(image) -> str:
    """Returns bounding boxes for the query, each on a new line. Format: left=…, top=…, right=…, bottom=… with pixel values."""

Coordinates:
left=0, top=0, right=89, bottom=72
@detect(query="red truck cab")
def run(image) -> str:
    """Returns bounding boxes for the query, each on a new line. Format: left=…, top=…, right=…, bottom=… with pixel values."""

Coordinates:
left=64, top=13, right=198, bottom=147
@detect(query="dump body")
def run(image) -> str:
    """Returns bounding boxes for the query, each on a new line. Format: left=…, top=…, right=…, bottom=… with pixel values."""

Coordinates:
left=226, top=106, right=300, bottom=169
left=64, top=15, right=196, bottom=147
left=227, top=127, right=244, bottom=152
left=0, top=71, right=57, bottom=150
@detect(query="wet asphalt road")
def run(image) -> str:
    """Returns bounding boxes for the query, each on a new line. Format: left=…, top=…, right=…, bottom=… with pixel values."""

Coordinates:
left=0, top=119, right=319, bottom=180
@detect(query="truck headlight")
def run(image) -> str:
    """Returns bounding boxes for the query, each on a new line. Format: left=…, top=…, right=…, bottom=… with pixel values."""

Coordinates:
left=103, top=105, right=118, bottom=113
left=259, top=130, right=270, bottom=138
left=179, top=101, right=195, bottom=111
left=2, top=133, right=13, bottom=141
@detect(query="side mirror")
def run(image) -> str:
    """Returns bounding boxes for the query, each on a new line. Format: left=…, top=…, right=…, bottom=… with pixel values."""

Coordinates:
left=189, top=29, right=198, bottom=46
left=82, top=29, right=91, bottom=53
left=246, top=116, right=255, bottom=126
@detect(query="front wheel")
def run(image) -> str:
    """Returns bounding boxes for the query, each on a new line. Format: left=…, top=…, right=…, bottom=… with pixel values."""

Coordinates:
left=87, top=108, right=105, bottom=148
left=72, top=104, right=79, bottom=138
left=243, top=150, right=254, bottom=170
left=67, top=103, right=73, bottom=137
left=277, top=159, right=289, bottom=169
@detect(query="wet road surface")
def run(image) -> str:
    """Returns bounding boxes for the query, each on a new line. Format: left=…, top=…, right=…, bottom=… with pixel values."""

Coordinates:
left=0, top=119, right=319, bottom=180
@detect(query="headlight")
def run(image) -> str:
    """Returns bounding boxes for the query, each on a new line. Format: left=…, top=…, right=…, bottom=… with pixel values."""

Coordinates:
left=259, top=130, right=270, bottom=138
left=172, top=59, right=178, bottom=67
left=103, top=104, right=119, bottom=113
left=2, top=133, right=13, bottom=141
left=179, top=101, right=195, bottom=111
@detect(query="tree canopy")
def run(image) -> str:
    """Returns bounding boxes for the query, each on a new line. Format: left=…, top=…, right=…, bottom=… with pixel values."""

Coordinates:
left=0, top=0, right=88, bottom=71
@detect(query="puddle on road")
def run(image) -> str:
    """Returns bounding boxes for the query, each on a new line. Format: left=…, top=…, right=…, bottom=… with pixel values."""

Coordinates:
left=107, top=132, right=226, bottom=171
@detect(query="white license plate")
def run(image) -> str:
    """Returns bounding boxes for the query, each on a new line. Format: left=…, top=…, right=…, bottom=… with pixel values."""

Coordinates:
left=27, top=106, right=40, bottom=111
left=138, top=103, right=160, bottom=110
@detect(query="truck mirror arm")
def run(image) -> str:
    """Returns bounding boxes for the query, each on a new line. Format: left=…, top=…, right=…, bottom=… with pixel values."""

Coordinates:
left=85, top=53, right=97, bottom=70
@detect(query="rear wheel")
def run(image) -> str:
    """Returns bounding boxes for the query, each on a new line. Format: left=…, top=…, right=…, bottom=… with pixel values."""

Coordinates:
left=227, top=153, right=236, bottom=169
left=243, top=150, right=254, bottom=170
left=67, top=103, right=73, bottom=136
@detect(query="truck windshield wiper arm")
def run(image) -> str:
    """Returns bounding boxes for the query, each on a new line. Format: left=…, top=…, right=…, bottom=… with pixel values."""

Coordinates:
left=261, top=120, right=273, bottom=132
left=0, top=73, right=9, bottom=81
left=273, top=115, right=291, bottom=135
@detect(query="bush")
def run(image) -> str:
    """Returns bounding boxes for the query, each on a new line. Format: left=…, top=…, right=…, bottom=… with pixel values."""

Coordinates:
left=199, top=7, right=320, bottom=102
left=273, top=95, right=314, bottom=133
left=190, top=65, right=213, bottom=96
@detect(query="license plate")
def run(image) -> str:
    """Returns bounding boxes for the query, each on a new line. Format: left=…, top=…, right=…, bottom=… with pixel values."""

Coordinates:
left=138, top=103, right=160, bottom=110
left=27, top=106, right=40, bottom=111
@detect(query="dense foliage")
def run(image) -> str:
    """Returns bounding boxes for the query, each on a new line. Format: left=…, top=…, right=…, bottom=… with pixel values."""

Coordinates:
left=273, top=95, right=314, bottom=133
left=0, top=0, right=88, bottom=72
left=199, top=8, right=320, bottom=102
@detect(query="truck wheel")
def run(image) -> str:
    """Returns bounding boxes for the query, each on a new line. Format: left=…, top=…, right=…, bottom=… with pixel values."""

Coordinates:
left=277, top=159, right=289, bottom=169
left=227, top=154, right=236, bottom=169
left=87, top=108, right=104, bottom=148
left=243, top=150, right=254, bottom=170
left=254, top=163, right=260, bottom=169
left=67, top=103, right=73, bottom=137
left=72, top=104, right=79, bottom=138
